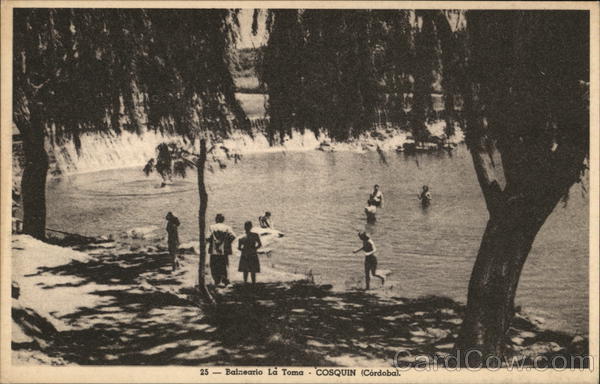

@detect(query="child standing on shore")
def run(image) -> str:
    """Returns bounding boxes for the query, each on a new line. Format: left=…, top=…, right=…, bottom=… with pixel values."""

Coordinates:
left=353, top=232, right=385, bottom=290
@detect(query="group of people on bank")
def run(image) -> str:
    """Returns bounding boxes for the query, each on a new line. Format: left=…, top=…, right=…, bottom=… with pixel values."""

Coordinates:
left=165, top=184, right=433, bottom=290
left=165, top=210, right=274, bottom=286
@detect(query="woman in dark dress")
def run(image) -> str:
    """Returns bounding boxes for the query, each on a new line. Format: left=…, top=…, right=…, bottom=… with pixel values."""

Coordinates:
left=238, top=221, right=262, bottom=284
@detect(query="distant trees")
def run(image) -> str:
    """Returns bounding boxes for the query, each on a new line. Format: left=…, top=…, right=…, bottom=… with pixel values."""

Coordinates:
left=258, top=9, right=442, bottom=143
left=13, top=9, right=248, bottom=297
left=261, top=9, right=589, bottom=360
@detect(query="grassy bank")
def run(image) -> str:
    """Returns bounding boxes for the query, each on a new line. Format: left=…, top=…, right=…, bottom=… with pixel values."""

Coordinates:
left=11, top=235, right=588, bottom=367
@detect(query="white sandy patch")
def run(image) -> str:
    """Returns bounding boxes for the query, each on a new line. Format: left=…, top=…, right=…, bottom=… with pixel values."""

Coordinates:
left=12, top=235, right=111, bottom=330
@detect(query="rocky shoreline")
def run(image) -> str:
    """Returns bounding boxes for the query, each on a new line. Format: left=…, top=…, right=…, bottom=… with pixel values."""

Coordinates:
left=11, top=233, right=588, bottom=367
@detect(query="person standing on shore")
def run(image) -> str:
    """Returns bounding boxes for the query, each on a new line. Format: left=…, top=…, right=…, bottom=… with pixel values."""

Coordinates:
left=165, top=212, right=180, bottom=271
left=353, top=232, right=385, bottom=290
left=208, top=214, right=236, bottom=286
left=238, top=221, right=262, bottom=284
left=368, top=184, right=383, bottom=208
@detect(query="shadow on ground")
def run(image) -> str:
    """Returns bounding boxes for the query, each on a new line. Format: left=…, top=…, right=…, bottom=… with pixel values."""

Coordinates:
left=13, top=243, right=588, bottom=367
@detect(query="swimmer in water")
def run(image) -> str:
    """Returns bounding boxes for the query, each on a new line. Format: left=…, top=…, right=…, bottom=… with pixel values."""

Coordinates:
left=418, top=185, right=432, bottom=208
left=365, top=200, right=377, bottom=223
left=368, top=184, right=383, bottom=208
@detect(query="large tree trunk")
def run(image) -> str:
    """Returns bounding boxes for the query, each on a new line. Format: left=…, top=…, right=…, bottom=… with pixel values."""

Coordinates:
left=196, top=138, right=214, bottom=304
left=457, top=143, right=567, bottom=363
left=457, top=203, right=554, bottom=362
left=20, top=103, right=49, bottom=240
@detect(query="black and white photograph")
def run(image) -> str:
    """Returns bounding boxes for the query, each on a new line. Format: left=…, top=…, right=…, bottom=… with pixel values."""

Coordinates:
left=1, top=1, right=598, bottom=382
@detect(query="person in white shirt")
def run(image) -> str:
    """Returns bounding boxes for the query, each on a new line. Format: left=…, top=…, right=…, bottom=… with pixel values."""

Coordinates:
left=208, top=213, right=236, bottom=286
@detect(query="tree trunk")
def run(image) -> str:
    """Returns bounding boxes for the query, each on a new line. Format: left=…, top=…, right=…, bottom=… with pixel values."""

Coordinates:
left=196, top=138, right=214, bottom=304
left=457, top=191, right=563, bottom=364
left=21, top=103, right=49, bottom=240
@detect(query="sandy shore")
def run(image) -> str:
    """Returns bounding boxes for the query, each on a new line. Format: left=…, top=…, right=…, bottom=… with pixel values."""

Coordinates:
left=11, top=234, right=588, bottom=367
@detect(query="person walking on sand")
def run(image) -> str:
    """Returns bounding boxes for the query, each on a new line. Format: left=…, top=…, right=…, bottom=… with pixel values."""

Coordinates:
left=165, top=212, right=180, bottom=271
left=208, top=214, right=236, bottom=286
left=368, top=184, right=383, bottom=208
left=353, top=232, right=385, bottom=290
left=418, top=185, right=432, bottom=208
left=238, top=221, right=262, bottom=284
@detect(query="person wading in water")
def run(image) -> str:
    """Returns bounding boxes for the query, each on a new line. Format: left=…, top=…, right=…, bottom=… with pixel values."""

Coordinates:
left=368, top=184, right=383, bottom=208
left=238, top=221, right=262, bottom=284
left=208, top=214, right=236, bottom=286
left=165, top=212, right=180, bottom=271
left=365, top=200, right=377, bottom=223
left=418, top=185, right=432, bottom=208
left=353, top=232, right=385, bottom=290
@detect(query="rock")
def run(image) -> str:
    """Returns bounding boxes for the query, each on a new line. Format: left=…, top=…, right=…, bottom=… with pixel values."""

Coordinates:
left=519, top=331, right=537, bottom=339
left=511, top=337, right=524, bottom=346
left=127, top=226, right=159, bottom=240
left=317, top=142, right=335, bottom=152
left=446, top=318, right=462, bottom=325
left=531, top=316, right=545, bottom=326
left=526, top=342, right=562, bottom=357
left=426, top=328, right=449, bottom=340
left=91, top=242, right=116, bottom=249
left=511, top=312, right=537, bottom=331
left=410, top=330, right=428, bottom=337
left=571, top=335, right=584, bottom=344
left=436, top=343, right=454, bottom=350
left=179, top=241, right=198, bottom=248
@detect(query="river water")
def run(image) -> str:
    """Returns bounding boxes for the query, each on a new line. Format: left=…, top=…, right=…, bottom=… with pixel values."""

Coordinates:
left=46, top=146, right=589, bottom=335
